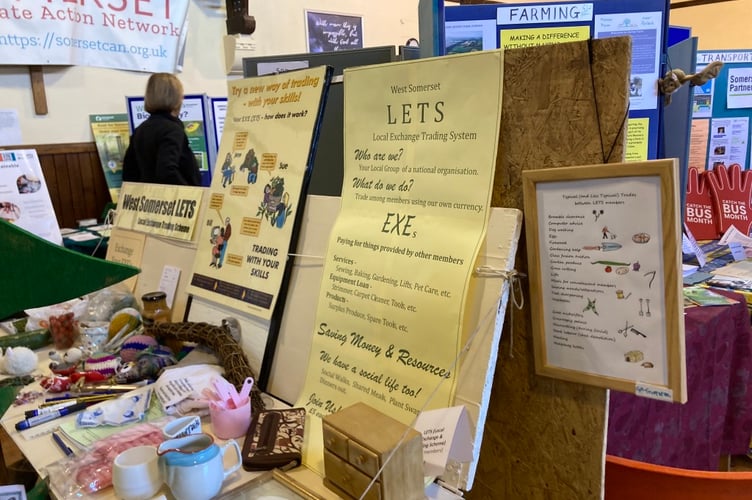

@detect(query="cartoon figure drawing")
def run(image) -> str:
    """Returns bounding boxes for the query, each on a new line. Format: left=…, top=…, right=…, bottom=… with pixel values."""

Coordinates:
left=209, top=225, right=224, bottom=268
left=602, top=226, right=616, bottom=240
left=219, top=217, right=231, bottom=268
left=239, top=148, right=259, bottom=184
left=257, top=176, right=293, bottom=228
left=221, top=153, right=234, bottom=188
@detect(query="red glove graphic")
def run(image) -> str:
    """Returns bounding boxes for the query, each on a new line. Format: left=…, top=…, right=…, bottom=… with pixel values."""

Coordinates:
left=684, top=167, right=719, bottom=240
left=706, top=163, right=752, bottom=236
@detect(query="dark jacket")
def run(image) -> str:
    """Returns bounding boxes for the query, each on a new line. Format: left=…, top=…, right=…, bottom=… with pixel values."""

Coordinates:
left=122, top=111, right=202, bottom=186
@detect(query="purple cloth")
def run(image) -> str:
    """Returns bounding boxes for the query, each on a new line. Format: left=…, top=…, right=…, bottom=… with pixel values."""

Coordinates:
left=607, top=290, right=752, bottom=470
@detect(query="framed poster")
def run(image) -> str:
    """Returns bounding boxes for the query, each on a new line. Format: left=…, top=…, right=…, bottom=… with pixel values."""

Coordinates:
left=522, top=159, right=686, bottom=402
left=305, top=10, right=363, bottom=52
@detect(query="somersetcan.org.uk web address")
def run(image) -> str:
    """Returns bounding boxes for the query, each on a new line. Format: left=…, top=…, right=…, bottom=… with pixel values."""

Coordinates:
left=0, top=31, right=168, bottom=59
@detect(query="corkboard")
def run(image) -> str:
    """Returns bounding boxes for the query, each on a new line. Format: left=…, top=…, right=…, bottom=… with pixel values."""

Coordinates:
left=469, top=37, right=632, bottom=499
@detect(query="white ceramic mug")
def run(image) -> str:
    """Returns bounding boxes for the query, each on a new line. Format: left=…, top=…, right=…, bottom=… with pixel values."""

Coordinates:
left=157, top=433, right=241, bottom=500
left=112, top=445, right=162, bottom=500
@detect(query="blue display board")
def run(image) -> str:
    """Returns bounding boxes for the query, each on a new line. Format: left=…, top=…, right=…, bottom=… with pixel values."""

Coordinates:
left=126, top=94, right=215, bottom=187
left=445, top=0, right=670, bottom=162
left=690, top=50, right=752, bottom=172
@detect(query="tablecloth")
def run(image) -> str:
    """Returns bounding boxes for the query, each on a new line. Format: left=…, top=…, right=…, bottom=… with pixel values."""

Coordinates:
left=607, top=289, right=752, bottom=470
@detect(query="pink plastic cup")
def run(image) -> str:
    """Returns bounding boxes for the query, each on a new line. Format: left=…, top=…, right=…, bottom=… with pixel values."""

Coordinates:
left=209, top=398, right=251, bottom=440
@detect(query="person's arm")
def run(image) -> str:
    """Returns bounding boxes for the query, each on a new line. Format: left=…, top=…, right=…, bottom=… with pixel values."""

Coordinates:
left=154, top=125, right=190, bottom=185
left=122, top=141, right=138, bottom=182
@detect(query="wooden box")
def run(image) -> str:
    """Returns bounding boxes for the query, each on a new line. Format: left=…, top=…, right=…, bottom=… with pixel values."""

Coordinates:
left=322, top=402, right=424, bottom=500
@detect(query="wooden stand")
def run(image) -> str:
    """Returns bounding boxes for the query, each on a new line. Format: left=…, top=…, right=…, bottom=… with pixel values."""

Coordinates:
left=322, top=402, right=424, bottom=500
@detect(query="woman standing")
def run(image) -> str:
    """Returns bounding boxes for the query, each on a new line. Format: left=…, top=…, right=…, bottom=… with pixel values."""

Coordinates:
left=123, top=73, right=201, bottom=186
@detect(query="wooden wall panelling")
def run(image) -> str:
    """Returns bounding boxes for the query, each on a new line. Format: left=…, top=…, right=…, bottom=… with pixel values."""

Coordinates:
left=469, top=37, right=631, bottom=500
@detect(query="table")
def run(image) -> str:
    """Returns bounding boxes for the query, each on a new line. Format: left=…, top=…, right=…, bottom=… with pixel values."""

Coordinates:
left=607, top=289, right=752, bottom=471
left=0, top=358, right=339, bottom=499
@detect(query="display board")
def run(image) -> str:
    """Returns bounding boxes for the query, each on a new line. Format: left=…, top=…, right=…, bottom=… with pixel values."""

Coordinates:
left=445, top=0, right=669, bottom=162
left=126, top=94, right=217, bottom=187
left=689, top=50, right=752, bottom=172
left=89, top=114, right=130, bottom=204
left=522, top=159, right=686, bottom=402
left=187, top=67, right=332, bottom=321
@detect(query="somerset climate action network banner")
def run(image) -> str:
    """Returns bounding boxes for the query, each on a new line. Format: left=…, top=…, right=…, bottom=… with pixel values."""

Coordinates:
left=0, top=1, right=189, bottom=72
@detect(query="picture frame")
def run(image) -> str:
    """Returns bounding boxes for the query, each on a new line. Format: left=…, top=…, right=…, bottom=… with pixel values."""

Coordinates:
left=521, top=159, right=686, bottom=402
left=304, top=10, right=363, bottom=53
left=217, top=469, right=326, bottom=500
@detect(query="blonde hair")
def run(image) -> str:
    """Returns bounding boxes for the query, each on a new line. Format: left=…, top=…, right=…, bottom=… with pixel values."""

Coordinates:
left=144, top=73, right=183, bottom=114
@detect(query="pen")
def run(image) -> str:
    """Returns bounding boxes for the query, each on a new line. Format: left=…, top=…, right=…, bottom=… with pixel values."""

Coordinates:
left=44, top=390, right=128, bottom=402
left=25, top=400, right=79, bottom=417
left=15, top=402, right=89, bottom=431
left=52, top=432, right=74, bottom=456
left=40, top=394, right=118, bottom=407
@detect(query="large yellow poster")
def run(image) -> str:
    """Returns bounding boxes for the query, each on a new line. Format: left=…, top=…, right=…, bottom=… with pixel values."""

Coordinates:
left=188, top=67, right=330, bottom=319
left=296, top=51, right=504, bottom=470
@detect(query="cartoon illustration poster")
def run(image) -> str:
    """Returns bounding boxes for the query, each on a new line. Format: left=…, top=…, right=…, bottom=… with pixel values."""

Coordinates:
left=188, top=67, right=330, bottom=320
left=533, top=176, right=670, bottom=386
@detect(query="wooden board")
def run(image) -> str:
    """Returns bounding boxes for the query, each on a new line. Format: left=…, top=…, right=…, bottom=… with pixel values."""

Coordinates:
left=469, top=37, right=632, bottom=500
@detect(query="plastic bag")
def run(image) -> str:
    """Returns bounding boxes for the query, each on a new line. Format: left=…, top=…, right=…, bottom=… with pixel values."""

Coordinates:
left=44, top=422, right=165, bottom=498
left=81, top=286, right=138, bottom=322
left=25, top=298, right=89, bottom=349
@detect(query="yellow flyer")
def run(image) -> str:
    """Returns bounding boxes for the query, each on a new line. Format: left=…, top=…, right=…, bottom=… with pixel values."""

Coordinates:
left=296, top=51, right=504, bottom=470
left=188, top=67, right=331, bottom=319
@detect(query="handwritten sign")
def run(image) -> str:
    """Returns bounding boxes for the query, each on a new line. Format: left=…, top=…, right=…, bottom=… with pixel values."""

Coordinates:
left=305, top=10, right=363, bottom=52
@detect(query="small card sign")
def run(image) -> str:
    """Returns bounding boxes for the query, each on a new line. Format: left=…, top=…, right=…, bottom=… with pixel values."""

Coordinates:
left=414, top=406, right=473, bottom=477
left=635, top=381, right=674, bottom=402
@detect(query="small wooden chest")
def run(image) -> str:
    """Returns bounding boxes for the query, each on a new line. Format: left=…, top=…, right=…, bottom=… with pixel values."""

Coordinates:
left=322, top=402, right=424, bottom=500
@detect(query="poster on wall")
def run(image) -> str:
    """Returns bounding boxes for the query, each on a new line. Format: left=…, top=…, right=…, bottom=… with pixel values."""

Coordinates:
left=90, top=114, right=130, bottom=203
left=0, top=150, right=62, bottom=245
left=0, top=0, right=189, bottom=72
left=690, top=51, right=752, bottom=172
left=445, top=0, right=668, bottom=162
left=187, top=67, right=332, bottom=320
left=692, top=67, right=715, bottom=118
left=522, top=159, right=686, bottom=402
left=305, top=10, right=363, bottom=52
left=126, top=95, right=216, bottom=187
left=295, top=50, right=504, bottom=471
left=707, top=117, right=749, bottom=170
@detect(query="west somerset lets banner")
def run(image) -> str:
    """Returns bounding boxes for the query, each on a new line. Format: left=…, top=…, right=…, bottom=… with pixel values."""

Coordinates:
left=0, top=0, right=189, bottom=72
left=188, top=67, right=331, bottom=320
left=295, top=51, right=504, bottom=471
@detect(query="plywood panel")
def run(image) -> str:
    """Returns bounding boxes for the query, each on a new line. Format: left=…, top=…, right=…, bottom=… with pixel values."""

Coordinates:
left=469, top=37, right=631, bottom=499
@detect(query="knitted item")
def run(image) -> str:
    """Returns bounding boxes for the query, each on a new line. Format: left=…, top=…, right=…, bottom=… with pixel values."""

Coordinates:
left=119, top=334, right=159, bottom=363
left=84, top=352, right=120, bottom=377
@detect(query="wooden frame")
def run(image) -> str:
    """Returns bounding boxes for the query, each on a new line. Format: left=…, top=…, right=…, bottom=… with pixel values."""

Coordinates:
left=522, top=160, right=686, bottom=402
left=218, top=469, right=326, bottom=500
left=304, top=10, right=363, bottom=53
